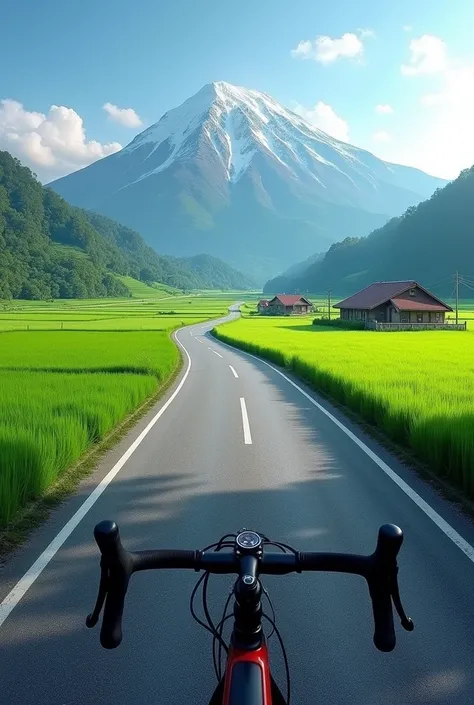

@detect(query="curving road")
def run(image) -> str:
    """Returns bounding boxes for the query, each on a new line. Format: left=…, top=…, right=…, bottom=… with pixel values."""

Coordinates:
left=1, top=309, right=474, bottom=704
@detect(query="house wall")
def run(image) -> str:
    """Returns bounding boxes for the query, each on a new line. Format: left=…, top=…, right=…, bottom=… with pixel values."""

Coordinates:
left=341, top=308, right=369, bottom=320
left=400, top=310, right=445, bottom=323
left=341, top=306, right=446, bottom=324
left=267, top=304, right=284, bottom=315
left=266, top=303, right=312, bottom=315
left=368, top=304, right=389, bottom=322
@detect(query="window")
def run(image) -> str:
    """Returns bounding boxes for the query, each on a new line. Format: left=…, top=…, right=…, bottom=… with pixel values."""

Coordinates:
left=409, top=288, right=416, bottom=297
left=417, top=313, right=423, bottom=323
left=436, top=312, right=441, bottom=322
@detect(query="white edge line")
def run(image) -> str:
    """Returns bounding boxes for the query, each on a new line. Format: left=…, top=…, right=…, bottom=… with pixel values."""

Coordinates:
left=229, top=365, right=239, bottom=378
left=0, top=329, right=193, bottom=628
left=208, top=347, right=223, bottom=358
left=215, top=336, right=474, bottom=564
left=240, top=397, right=252, bottom=445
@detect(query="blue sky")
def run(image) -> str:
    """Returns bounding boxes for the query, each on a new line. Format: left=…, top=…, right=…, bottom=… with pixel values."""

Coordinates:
left=1, top=0, right=474, bottom=180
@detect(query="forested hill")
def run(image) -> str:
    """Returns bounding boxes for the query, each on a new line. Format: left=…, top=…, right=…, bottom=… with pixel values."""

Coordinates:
left=80, top=210, right=256, bottom=291
left=0, top=152, right=254, bottom=300
left=264, top=165, right=474, bottom=296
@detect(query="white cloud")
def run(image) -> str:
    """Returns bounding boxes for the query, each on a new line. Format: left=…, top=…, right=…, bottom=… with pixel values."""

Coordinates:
left=103, top=102, right=143, bottom=128
left=291, top=40, right=313, bottom=59
left=0, top=99, right=122, bottom=182
left=375, top=104, right=394, bottom=114
left=372, top=130, right=391, bottom=143
left=291, top=32, right=365, bottom=64
left=293, top=101, right=350, bottom=142
left=391, top=35, right=474, bottom=177
left=417, top=64, right=474, bottom=177
left=357, top=28, right=375, bottom=39
left=370, top=58, right=474, bottom=178
left=401, top=34, right=448, bottom=76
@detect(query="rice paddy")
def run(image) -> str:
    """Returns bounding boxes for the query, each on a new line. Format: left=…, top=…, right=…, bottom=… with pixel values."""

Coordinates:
left=214, top=314, right=474, bottom=499
left=0, top=289, right=236, bottom=526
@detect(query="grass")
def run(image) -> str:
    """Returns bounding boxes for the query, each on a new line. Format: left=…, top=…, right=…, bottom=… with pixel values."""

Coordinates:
left=116, top=275, right=182, bottom=298
left=213, top=315, right=474, bottom=499
left=0, top=292, right=238, bottom=529
left=0, top=331, right=178, bottom=375
left=0, top=370, right=158, bottom=526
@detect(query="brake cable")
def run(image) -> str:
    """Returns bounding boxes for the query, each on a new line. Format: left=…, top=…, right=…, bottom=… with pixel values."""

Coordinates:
left=390, top=567, right=414, bottom=631
left=86, top=558, right=108, bottom=628
left=263, top=613, right=291, bottom=705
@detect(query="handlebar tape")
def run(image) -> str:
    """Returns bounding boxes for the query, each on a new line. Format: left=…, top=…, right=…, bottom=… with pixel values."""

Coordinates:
left=93, top=521, right=198, bottom=648
left=368, top=524, right=403, bottom=652
left=94, top=521, right=133, bottom=648
left=368, top=576, right=396, bottom=652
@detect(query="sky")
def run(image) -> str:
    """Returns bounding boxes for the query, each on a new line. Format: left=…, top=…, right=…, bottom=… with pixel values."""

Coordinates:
left=1, top=0, right=474, bottom=182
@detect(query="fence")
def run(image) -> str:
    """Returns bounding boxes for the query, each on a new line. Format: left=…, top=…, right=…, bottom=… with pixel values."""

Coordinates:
left=366, top=321, right=467, bottom=331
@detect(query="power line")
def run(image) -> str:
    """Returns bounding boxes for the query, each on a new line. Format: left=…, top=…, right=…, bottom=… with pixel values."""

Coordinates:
left=446, top=284, right=457, bottom=304
left=425, top=274, right=456, bottom=291
left=458, top=279, right=474, bottom=294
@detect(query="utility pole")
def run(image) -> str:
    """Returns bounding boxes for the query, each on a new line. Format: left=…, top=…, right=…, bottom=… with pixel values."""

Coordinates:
left=455, top=271, right=459, bottom=325
left=328, top=289, right=332, bottom=320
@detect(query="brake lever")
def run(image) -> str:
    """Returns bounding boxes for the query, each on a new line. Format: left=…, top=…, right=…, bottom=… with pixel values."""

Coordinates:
left=390, top=566, right=414, bottom=632
left=86, top=557, right=109, bottom=628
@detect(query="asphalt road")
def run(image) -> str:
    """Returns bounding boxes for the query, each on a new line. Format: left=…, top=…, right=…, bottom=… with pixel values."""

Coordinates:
left=1, top=309, right=474, bottom=704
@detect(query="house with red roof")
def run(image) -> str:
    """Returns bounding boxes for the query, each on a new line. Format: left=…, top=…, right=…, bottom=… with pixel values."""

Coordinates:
left=265, top=294, right=313, bottom=315
left=334, top=281, right=454, bottom=328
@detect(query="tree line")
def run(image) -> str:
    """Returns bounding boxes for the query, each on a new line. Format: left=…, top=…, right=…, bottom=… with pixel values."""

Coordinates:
left=0, top=151, right=254, bottom=300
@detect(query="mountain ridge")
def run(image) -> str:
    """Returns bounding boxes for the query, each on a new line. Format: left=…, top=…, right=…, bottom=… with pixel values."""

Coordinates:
left=50, top=81, right=447, bottom=281
left=263, top=165, right=474, bottom=297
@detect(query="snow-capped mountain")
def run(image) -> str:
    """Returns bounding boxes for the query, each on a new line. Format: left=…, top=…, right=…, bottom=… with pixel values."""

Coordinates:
left=50, top=82, right=446, bottom=281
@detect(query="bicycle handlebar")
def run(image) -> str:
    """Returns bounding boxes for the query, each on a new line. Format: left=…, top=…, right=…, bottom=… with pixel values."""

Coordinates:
left=87, top=521, right=414, bottom=652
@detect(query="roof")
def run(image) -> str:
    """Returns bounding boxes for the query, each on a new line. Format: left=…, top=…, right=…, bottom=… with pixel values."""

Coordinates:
left=258, top=299, right=269, bottom=306
left=334, top=282, right=416, bottom=310
left=334, top=281, right=451, bottom=312
left=269, top=295, right=312, bottom=306
left=391, top=298, right=452, bottom=312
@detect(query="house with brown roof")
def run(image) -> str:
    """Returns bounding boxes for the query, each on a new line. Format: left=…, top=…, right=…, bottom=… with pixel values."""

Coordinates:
left=265, top=295, right=313, bottom=315
left=334, top=281, right=458, bottom=330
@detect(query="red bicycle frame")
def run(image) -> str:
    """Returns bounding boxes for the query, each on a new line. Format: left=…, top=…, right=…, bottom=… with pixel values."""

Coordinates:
left=222, top=644, right=273, bottom=704
left=208, top=641, right=287, bottom=704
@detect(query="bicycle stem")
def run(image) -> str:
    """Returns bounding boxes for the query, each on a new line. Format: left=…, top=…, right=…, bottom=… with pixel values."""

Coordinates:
left=232, top=554, right=265, bottom=650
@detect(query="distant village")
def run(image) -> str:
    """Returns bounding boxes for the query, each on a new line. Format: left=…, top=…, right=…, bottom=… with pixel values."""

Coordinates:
left=258, top=282, right=465, bottom=331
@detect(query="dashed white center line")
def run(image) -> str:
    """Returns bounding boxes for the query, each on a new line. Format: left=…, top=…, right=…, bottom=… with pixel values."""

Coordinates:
left=229, top=365, right=239, bottom=378
left=196, top=337, right=204, bottom=344
left=209, top=348, right=223, bottom=358
left=240, top=397, right=252, bottom=445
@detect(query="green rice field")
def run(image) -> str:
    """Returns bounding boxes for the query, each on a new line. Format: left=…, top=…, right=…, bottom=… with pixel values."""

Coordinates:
left=0, top=290, right=238, bottom=526
left=214, top=315, right=474, bottom=499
